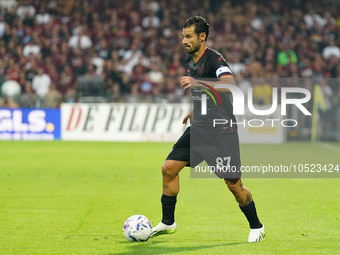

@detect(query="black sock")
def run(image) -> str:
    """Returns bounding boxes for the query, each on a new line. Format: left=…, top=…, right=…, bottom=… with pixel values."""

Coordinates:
left=239, top=200, right=262, bottom=229
left=161, top=194, right=177, bottom=225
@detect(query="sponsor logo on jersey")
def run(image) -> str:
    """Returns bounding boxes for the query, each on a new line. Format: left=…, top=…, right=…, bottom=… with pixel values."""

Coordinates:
left=192, top=95, right=202, bottom=101
left=196, top=82, right=223, bottom=107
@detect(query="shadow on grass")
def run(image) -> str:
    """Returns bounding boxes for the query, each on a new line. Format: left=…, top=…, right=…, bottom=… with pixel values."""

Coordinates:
left=108, top=240, right=245, bottom=255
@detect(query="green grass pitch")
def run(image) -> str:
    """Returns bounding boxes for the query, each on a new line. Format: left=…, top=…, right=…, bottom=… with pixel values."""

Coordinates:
left=1, top=141, right=340, bottom=255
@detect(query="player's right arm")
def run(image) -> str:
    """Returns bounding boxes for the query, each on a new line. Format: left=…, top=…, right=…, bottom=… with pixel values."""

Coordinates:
left=180, top=75, right=235, bottom=93
left=182, top=109, right=193, bottom=124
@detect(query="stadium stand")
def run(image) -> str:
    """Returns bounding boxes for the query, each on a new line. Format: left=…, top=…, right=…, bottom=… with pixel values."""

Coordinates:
left=0, top=0, right=339, bottom=140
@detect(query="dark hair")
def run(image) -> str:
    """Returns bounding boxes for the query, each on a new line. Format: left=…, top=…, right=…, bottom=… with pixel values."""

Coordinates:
left=183, top=16, right=209, bottom=41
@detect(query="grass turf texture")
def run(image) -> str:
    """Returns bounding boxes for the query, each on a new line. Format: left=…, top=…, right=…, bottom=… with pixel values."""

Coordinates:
left=0, top=141, right=339, bottom=255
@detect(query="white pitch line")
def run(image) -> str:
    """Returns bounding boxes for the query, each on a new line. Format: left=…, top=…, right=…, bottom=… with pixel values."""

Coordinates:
left=321, top=143, right=340, bottom=152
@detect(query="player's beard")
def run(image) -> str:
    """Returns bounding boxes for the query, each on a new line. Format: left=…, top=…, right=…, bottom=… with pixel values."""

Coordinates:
left=186, top=39, right=201, bottom=54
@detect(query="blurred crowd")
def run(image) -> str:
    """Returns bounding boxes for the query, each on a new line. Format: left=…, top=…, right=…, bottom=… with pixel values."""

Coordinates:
left=0, top=0, right=340, bottom=137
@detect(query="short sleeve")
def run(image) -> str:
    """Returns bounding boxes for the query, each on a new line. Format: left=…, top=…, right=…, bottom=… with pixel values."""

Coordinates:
left=210, top=53, right=232, bottom=78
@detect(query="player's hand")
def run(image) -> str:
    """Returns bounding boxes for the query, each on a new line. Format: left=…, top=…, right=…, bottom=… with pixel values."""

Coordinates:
left=182, top=112, right=192, bottom=124
left=180, top=76, right=193, bottom=89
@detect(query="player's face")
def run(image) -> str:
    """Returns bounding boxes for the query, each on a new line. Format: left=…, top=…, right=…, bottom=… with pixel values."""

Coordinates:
left=182, top=26, right=201, bottom=54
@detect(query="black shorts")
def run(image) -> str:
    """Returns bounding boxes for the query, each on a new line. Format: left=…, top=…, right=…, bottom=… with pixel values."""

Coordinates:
left=166, top=126, right=241, bottom=179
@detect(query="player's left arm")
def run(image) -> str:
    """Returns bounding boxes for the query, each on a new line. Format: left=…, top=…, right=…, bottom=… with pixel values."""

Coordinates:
left=180, top=74, right=236, bottom=93
left=216, top=73, right=236, bottom=93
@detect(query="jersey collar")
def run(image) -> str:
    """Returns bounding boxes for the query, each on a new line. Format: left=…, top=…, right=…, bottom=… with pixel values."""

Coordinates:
left=193, top=47, right=209, bottom=64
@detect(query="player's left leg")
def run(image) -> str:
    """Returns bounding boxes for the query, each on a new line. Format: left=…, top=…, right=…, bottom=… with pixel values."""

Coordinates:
left=225, top=178, right=265, bottom=242
left=224, top=178, right=252, bottom=207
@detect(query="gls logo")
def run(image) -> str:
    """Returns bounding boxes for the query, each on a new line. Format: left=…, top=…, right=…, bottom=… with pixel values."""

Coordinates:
left=0, top=110, right=53, bottom=132
left=200, top=84, right=311, bottom=116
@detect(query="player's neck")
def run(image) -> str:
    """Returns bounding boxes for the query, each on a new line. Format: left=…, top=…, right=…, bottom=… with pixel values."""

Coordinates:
left=193, top=45, right=208, bottom=64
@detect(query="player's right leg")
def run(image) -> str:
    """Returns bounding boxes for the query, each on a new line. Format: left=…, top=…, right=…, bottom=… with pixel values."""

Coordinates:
left=151, top=160, right=187, bottom=237
left=151, top=127, right=191, bottom=238
left=162, top=160, right=187, bottom=196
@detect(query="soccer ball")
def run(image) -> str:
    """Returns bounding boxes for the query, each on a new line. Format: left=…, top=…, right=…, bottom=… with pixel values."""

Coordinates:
left=123, top=215, right=152, bottom=242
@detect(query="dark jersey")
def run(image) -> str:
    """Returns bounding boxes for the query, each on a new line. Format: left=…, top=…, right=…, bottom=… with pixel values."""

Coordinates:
left=186, top=48, right=237, bottom=134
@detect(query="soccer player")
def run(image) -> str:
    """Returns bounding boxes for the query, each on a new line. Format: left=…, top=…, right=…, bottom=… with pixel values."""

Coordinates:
left=151, top=16, right=265, bottom=242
